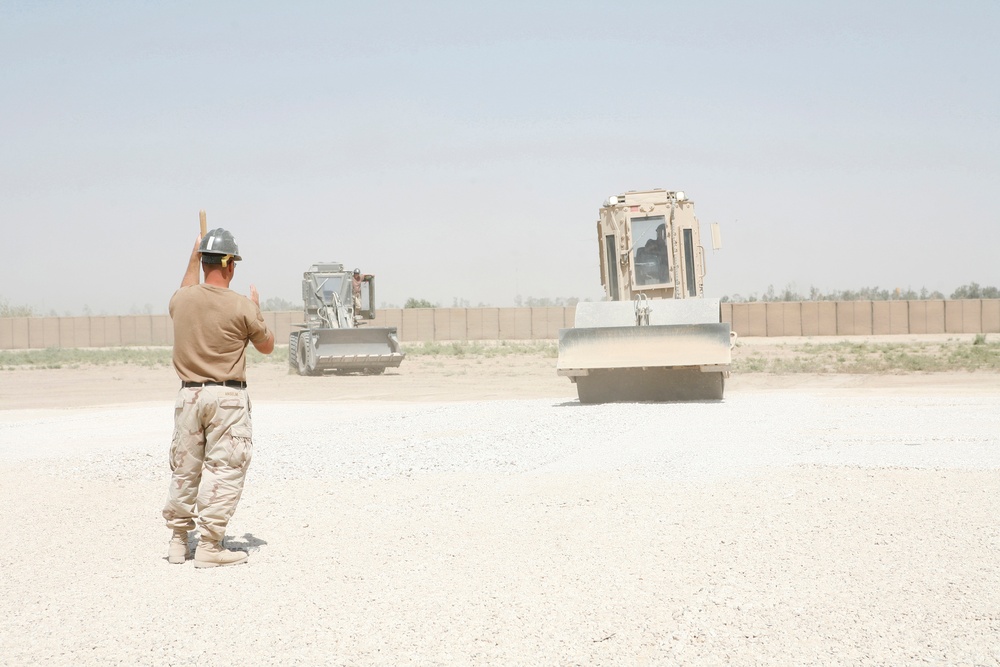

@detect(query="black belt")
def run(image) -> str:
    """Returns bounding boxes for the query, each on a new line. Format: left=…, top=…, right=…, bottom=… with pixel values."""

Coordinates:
left=181, top=380, right=247, bottom=389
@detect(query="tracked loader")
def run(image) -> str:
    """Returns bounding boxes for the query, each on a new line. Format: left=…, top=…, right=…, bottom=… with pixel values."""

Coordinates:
left=289, top=263, right=405, bottom=376
left=557, top=189, right=734, bottom=403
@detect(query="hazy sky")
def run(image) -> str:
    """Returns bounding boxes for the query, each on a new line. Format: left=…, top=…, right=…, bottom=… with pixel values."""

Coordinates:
left=2, top=1, right=997, bottom=315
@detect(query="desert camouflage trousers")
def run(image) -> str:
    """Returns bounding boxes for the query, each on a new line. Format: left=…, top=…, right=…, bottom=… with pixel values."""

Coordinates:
left=162, top=386, right=253, bottom=542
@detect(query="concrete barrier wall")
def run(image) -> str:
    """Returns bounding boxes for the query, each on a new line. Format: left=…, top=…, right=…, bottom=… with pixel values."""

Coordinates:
left=1, top=300, right=997, bottom=349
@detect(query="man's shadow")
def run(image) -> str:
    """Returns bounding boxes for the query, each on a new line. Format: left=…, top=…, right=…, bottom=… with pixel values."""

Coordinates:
left=223, top=533, right=268, bottom=553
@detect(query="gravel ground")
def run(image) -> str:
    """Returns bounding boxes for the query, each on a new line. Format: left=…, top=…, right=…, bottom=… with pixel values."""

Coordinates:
left=2, top=383, right=1000, bottom=665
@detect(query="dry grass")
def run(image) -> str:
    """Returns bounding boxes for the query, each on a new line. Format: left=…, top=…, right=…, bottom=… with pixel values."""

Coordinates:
left=733, top=338, right=1000, bottom=374
left=0, top=347, right=175, bottom=370
left=2, top=338, right=998, bottom=374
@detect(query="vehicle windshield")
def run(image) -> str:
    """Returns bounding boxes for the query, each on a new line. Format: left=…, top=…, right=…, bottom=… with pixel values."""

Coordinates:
left=314, top=274, right=344, bottom=304
left=630, top=215, right=670, bottom=286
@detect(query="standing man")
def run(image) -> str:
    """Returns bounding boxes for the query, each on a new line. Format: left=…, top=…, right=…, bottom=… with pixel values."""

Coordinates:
left=351, top=268, right=373, bottom=316
left=163, top=228, right=275, bottom=568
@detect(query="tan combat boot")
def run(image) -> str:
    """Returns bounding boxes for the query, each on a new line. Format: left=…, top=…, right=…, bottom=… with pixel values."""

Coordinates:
left=168, top=530, right=189, bottom=564
left=193, top=540, right=248, bottom=569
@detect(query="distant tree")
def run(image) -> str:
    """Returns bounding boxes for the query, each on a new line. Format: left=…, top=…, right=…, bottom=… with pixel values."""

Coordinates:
left=758, top=284, right=807, bottom=302
left=722, top=284, right=957, bottom=302
left=450, top=299, right=496, bottom=308
left=404, top=298, right=437, bottom=308
left=951, top=282, right=981, bottom=299
left=0, top=298, right=33, bottom=317
left=261, top=296, right=297, bottom=311
left=451, top=299, right=497, bottom=308
left=951, top=282, right=1000, bottom=299
left=779, top=286, right=805, bottom=302
left=523, top=296, right=580, bottom=307
left=855, top=286, right=890, bottom=301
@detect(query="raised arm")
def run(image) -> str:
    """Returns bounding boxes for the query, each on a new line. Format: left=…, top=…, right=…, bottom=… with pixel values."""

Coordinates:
left=180, top=235, right=203, bottom=287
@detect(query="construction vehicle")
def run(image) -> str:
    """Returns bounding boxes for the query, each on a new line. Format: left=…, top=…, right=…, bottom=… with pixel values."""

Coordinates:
left=556, top=189, right=734, bottom=403
left=289, top=262, right=405, bottom=376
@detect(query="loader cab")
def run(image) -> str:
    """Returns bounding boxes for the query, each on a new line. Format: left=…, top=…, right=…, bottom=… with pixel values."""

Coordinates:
left=302, top=267, right=377, bottom=322
left=598, top=190, right=705, bottom=301
left=303, top=271, right=345, bottom=309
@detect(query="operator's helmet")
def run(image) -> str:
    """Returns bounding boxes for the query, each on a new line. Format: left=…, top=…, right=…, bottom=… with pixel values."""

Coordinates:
left=353, top=268, right=360, bottom=276
left=199, top=228, right=243, bottom=266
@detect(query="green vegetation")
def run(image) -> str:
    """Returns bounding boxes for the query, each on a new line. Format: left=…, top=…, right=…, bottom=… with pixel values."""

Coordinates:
left=2, top=338, right=998, bottom=374
left=260, top=297, right=297, bottom=311
left=0, top=346, right=288, bottom=371
left=0, top=347, right=174, bottom=370
left=513, top=296, right=581, bottom=307
left=404, top=298, right=437, bottom=308
left=951, top=282, right=1000, bottom=299
left=0, top=298, right=34, bottom=317
left=732, top=338, right=1000, bottom=374
left=722, top=282, right=1000, bottom=303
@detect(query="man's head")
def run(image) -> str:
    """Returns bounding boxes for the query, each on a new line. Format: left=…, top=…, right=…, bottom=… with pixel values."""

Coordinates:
left=199, top=228, right=243, bottom=268
left=353, top=268, right=360, bottom=279
left=199, top=228, right=242, bottom=285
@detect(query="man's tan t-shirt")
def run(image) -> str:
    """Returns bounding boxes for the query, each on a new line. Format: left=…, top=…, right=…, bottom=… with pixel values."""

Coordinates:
left=169, top=284, right=270, bottom=383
